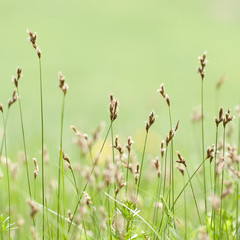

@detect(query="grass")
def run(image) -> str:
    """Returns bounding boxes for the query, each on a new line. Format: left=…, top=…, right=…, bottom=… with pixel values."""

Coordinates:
left=1, top=31, right=240, bottom=240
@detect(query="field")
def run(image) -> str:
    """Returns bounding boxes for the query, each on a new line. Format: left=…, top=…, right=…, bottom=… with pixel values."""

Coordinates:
left=1, top=1, right=240, bottom=239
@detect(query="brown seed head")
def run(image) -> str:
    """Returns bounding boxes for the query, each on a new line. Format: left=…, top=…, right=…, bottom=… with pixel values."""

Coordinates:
left=17, top=66, right=22, bottom=81
left=62, top=151, right=71, bottom=169
left=206, top=145, right=215, bottom=163
left=176, top=151, right=187, bottom=167
left=157, top=83, right=165, bottom=98
left=126, top=136, right=134, bottom=153
left=8, top=89, right=18, bottom=108
left=0, top=103, right=3, bottom=113
left=109, top=94, right=119, bottom=122
left=215, top=107, right=223, bottom=127
left=135, top=163, right=140, bottom=184
left=146, top=111, right=156, bottom=132
left=33, top=158, right=39, bottom=179
left=160, top=140, right=165, bottom=158
left=197, top=52, right=207, bottom=81
left=223, top=109, right=234, bottom=128
left=27, top=29, right=37, bottom=49
left=27, top=199, right=39, bottom=219
left=58, top=72, right=68, bottom=95
left=36, top=46, right=41, bottom=59
left=176, top=165, right=185, bottom=176
left=216, top=75, right=226, bottom=90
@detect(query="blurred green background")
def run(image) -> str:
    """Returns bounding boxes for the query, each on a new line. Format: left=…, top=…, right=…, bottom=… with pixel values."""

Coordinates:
left=1, top=0, right=240, bottom=161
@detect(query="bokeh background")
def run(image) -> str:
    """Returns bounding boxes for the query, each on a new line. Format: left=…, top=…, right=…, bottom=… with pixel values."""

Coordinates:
left=1, top=0, right=240, bottom=163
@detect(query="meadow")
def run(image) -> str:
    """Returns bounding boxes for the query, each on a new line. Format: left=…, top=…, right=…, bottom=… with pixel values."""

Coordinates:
left=1, top=1, right=240, bottom=239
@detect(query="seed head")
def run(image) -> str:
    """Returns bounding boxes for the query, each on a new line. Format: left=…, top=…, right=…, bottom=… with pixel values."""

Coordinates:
left=33, top=158, right=39, bottom=179
left=223, top=109, right=234, bottom=128
left=58, top=72, right=68, bottom=95
left=27, top=29, right=37, bottom=49
left=126, top=136, right=134, bottom=153
left=145, top=111, right=156, bottom=132
left=215, top=107, right=223, bottom=127
left=17, top=67, right=22, bottom=81
left=27, top=199, right=39, bottom=219
left=160, top=140, right=165, bottom=157
left=206, top=145, right=215, bottom=163
left=157, top=83, right=171, bottom=107
left=62, top=151, right=71, bottom=169
left=197, top=52, right=207, bottom=81
left=176, top=151, right=187, bottom=167
left=109, top=93, right=119, bottom=122
left=153, top=157, right=161, bottom=178
left=0, top=103, right=3, bottom=113
left=135, top=163, right=140, bottom=185
left=176, top=165, right=185, bottom=176
left=216, top=75, right=226, bottom=90
left=8, top=89, right=18, bottom=108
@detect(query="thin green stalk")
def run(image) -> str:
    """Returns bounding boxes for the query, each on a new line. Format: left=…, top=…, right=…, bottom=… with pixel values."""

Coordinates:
left=168, top=107, right=174, bottom=213
left=17, top=88, right=35, bottom=227
left=57, top=94, right=66, bottom=239
left=136, top=132, right=148, bottom=197
left=237, top=117, right=240, bottom=239
left=183, top=176, right=187, bottom=240
left=110, top=122, right=115, bottom=238
left=201, top=79, right=207, bottom=218
left=162, top=147, right=168, bottom=197
left=125, top=151, right=130, bottom=197
left=68, top=123, right=112, bottom=233
left=2, top=111, right=10, bottom=239
left=219, top=127, right=226, bottom=237
left=186, top=168, right=202, bottom=225
left=212, top=125, right=219, bottom=239
left=38, top=58, right=45, bottom=240
left=172, top=157, right=208, bottom=210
